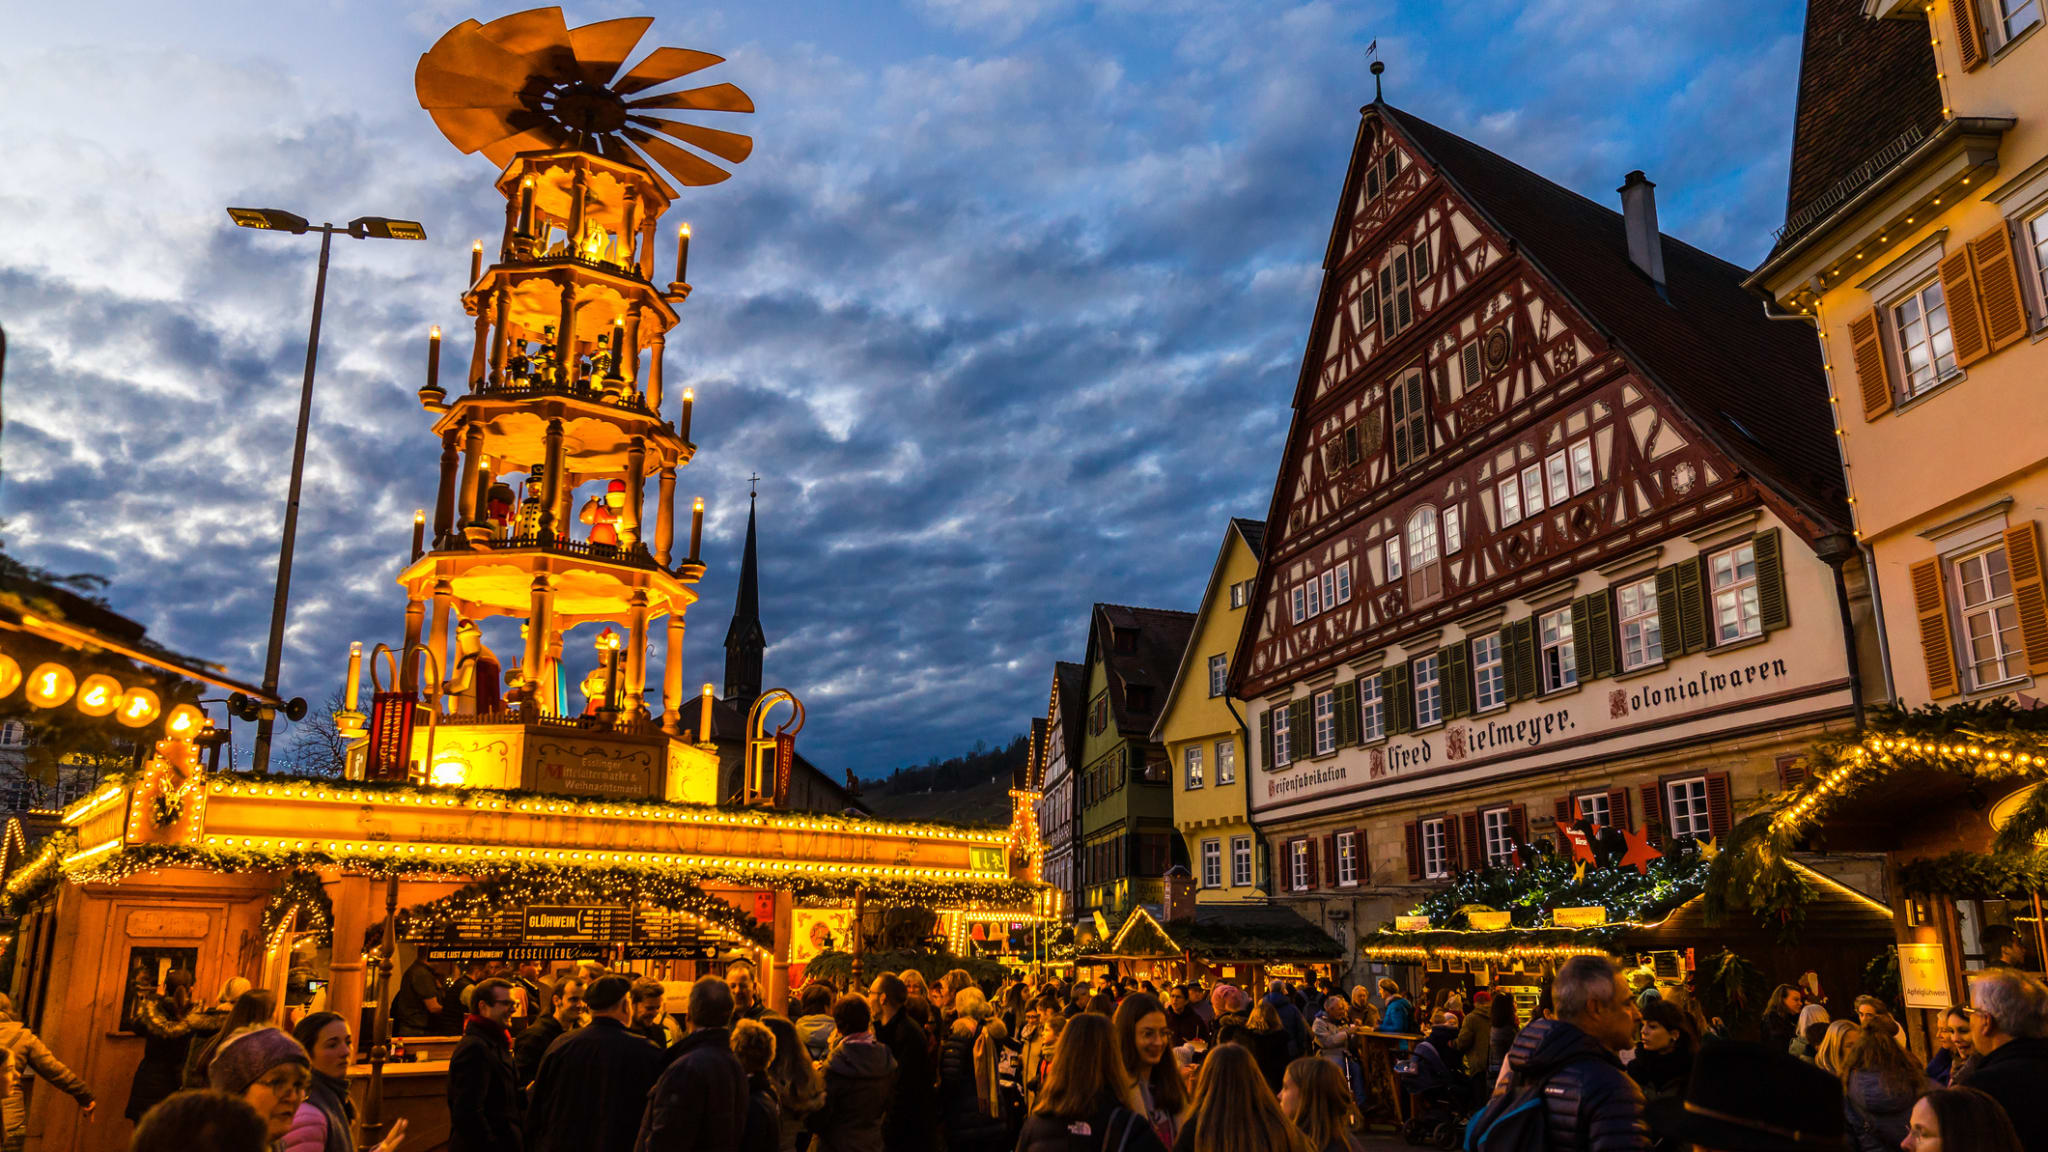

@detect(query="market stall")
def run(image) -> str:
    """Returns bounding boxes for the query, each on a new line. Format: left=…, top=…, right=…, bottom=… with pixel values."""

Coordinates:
left=1080, top=903, right=1345, bottom=989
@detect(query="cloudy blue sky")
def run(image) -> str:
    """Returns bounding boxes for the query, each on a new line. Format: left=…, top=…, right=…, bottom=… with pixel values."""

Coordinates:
left=0, top=0, right=1807, bottom=776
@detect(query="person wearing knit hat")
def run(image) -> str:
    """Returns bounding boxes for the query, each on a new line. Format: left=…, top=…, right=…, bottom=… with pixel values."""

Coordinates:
left=207, top=1026, right=310, bottom=1145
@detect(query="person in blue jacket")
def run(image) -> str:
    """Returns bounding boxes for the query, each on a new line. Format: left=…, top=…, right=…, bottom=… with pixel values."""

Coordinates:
left=1375, top=978, right=1417, bottom=1035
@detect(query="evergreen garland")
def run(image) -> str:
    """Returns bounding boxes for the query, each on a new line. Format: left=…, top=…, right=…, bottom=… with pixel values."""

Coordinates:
left=1898, top=848, right=2048, bottom=898
left=261, top=869, right=335, bottom=948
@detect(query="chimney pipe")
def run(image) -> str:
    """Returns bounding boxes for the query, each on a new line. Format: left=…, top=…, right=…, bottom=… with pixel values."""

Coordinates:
left=1619, top=170, right=1667, bottom=294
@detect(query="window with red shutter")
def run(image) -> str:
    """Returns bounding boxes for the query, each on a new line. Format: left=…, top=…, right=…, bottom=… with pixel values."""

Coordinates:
left=1554, top=797, right=1571, bottom=825
left=1306, top=838, right=1322, bottom=891
left=1640, top=782, right=1664, bottom=847
left=1508, top=805, right=1528, bottom=860
left=1705, top=773, right=1733, bottom=838
left=1322, top=834, right=1337, bottom=887
left=1441, top=816, right=1462, bottom=876
left=1462, top=811, right=1483, bottom=870
left=1404, top=822, right=1422, bottom=880
left=1776, top=754, right=1808, bottom=792
left=1605, top=788, right=1631, bottom=832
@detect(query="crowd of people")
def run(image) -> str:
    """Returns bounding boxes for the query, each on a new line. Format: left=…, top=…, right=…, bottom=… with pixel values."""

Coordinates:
left=56, top=949, right=2048, bottom=1151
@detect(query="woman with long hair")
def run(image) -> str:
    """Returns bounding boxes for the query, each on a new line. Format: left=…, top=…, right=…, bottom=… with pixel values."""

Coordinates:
left=1625, top=999, right=1694, bottom=1101
left=1178, top=1043, right=1310, bottom=1152
left=1280, top=1056, right=1359, bottom=1152
left=1840, top=1016, right=1930, bottom=1151
left=1113, top=993, right=1188, bottom=1145
left=1761, top=983, right=1804, bottom=1051
left=1903, top=1085, right=2024, bottom=1152
left=1245, top=1001, right=1293, bottom=1093
left=1014, top=1013, right=1165, bottom=1152
left=1816, top=1020, right=1862, bottom=1078
left=761, top=1016, right=824, bottom=1152
left=185, top=989, right=278, bottom=1091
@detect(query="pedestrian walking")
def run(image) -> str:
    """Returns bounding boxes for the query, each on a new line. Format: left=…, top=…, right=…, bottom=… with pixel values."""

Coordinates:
left=514, top=976, right=586, bottom=1087
left=1964, top=967, right=2048, bottom=1151
left=636, top=976, right=747, bottom=1152
left=447, top=977, right=523, bottom=1152
left=1165, top=986, right=1207, bottom=1047
left=761, top=1015, right=824, bottom=1152
left=1279, top=1056, right=1359, bottom=1152
left=870, top=973, right=937, bottom=1152
left=130, top=1090, right=269, bottom=1152
left=937, top=990, right=1005, bottom=1152
left=206, top=1025, right=312, bottom=1147
left=725, top=960, right=765, bottom=1021
left=185, top=988, right=278, bottom=1090
left=526, top=975, right=662, bottom=1152
left=285, top=1012, right=406, bottom=1152
left=806, top=994, right=894, bottom=1152
left=1245, top=1001, right=1292, bottom=1093
left=732, top=1019, right=779, bottom=1152
left=1649, top=1042, right=1844, bottom=1151
left=1015, top=1012, right=1166, bottom=1152
left=1176, top=1041, right=1310, bottom=1152
left=1113, top=992, right=1187, bottom=1146
left=125, top=968, right=200, bottom=1125
left=1467, top=954, right=1650, bottom=1151
left=0, top=991, right=94, bottom=1142
left=1902, top=1085, right=2024, bottom=1152
left=1839, top=1015, right=1926, bottom=1151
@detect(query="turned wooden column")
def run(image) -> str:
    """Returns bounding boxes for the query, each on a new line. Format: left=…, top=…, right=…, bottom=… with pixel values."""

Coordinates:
left=623, top=437, right=647, bottom=548
left=543, top=629, right=565, bottom=714
left=490, top=289, right=512, bottom=387
left=538, top=418, right=565, bottom=540
left=400, top=594, right=425, bottom=694
left=627, top=589, right=651, bottom=712
left=646, top=331, right=666, bottom=414
left=619, top=189, right=639, bottom=267
left=623, top=308, right=642, bottom=386
left=470, top=300, right=491, bottom=389
left=567, top=168, right=589, bottom=254
left=662, top=612, right=685, bottom=734
left=457, top=422, right=485, bottom=531
left=433, top=430, right=460, bottom=546
left=655, top=467, right=676, bottom=566
left=639, top=215, right=658, bottom=280
left=555, top=279, right=577, bottom=385
left=427, top=580, right=453, bottom=700
left=523, top=575, right=553, bottom=701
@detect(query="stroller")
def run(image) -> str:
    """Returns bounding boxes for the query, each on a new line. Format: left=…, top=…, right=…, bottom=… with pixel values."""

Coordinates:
left=1395, top=1026, right=1472, bottom=1149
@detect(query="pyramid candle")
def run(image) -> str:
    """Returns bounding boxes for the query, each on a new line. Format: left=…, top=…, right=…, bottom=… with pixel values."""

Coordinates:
left=680, top=387, right=694, bottom=442
left=469, top=239, right=483, bottom=283
left=517, top=176, right=535, bottom=235
left=411, top=509, right=426, bottom=559
left=689, top=496, right=704, bottom=562
left=344, top=641, right=362, bottom=713
left=427, top=325, right=442, bottom=393
left=676, top=222, right=691, bottom=283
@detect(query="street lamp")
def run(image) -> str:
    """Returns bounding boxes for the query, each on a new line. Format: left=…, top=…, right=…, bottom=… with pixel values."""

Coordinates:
left=228, top=207, right=426, bottom=772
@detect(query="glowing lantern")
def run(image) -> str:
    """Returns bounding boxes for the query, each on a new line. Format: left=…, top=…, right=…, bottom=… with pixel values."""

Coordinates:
left=429, top=750, right=470, bottom=787
left=0, top=654, right=20, bottom=698
left=117, top=688, right=163, bottom=728
left=25, top=663, right=77, bottom=709
left=165, top=704, right=206, bottom=740
left=76, top=674, right=123, bottom=717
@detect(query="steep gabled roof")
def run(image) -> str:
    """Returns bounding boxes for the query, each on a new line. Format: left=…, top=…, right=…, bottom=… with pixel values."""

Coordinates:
left=1151, top=519, right=1265, bottom=743
left=1047, top=660, right=1088, bottom=777
left=1023, top=716, right=1049, bottom=789
left=1085, top=604, right=1196, bottom=739
left=1377, top=103, right=1847, bottom=538
left=1775, top=0, right=1944, bottom=252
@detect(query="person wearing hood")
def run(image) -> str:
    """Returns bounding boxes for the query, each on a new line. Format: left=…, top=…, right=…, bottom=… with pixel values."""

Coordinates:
left=1966, top=968, right=2048, bottom=1150
left=1265, top=982, right=1308, bottom=1060
left=1209, top=984, right=1250, bottom=1033
left=807, top=995, right=897, bottom=1152
left=207, top=1026, right=312, bottom=1150
left=447, top=978, right=524, bottom=1152
left=1468, top=955, right=1649, bottom=1152
left=1838, top=1017, right=1926, bottom=1152
left=793, top=983, right=837, bottom=1063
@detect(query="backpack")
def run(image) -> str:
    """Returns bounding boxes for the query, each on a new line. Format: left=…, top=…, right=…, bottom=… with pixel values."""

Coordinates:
left=1464, top=1069, right=1560, bottom=1152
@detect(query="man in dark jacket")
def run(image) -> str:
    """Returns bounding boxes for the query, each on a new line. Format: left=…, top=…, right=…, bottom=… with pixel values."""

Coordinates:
left=528, top=976, right=663, bottom=1152
left=807, top=995, right=897, bottom=1152
left=870, top=973, right=937, bottom=1152
left=1967, top=967, right=2048, bottom=1151
left=514, top=976, right=586, bottom=1087
left=635, top=976, right=747, bottom=1152
left=447, top=977, right=524, bottom=1152
left=1265, top=981, right=1308, bottom=1060
left=1471, top=955, right=1649, bottom=1152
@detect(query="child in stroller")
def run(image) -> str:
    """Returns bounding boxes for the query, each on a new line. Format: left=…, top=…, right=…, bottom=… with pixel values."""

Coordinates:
left=1396, top=1013, right=1472, bottom=1149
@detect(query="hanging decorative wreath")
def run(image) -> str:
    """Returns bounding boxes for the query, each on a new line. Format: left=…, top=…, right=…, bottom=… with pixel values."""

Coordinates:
left=262, top=869, right=335, bottom=949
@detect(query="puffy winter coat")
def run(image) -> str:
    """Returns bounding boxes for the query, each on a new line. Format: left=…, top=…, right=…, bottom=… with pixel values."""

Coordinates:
left=807, top=1034, right=896, bottom=1152
left=1480, top=1018, right=1650, bottom=1152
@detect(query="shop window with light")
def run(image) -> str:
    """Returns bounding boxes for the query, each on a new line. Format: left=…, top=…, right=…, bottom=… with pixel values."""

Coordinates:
left=1473, top=633, right=1507, bottom=711
left=1232, top=836, right=1254, bottom=887
left=1184, top=745, right=1204, bottom=790
left=1202, top=839, right=1222, bottom=888
left=1498, top=476, right=1523, bottom=527
left=1215, top=739, right=1236, bottom=784
left=1421, top=818, right=1449, bottom=880
left=1313, top=689, right=1337, bottom=756
left=1335, top=831, right=1360, bottom=886
left=1413, top=653, right=1443, bottom=727
left=1892, top=280, right=1957, bottom=400
left=1954, top=541, right=2026, bottom=690
left=1574, top=792, right=1613, bottom=829
left=1208, top=653, right=1228, bottom=698
left=1665, top=777, right=1711, bottom=841
left=1710, top=542, right=1763, bottom=643
left=1289, top=839, right=1313, bottom=891
left=1540, top=608, right=1578, bottom=692
left=1618, top=577, right=1663, bottom=670
left=1272, top=706, right=1293, bottom=767
left=1482, top=808, right=1515, bottom=867
left=1359, top=672, right=1385, bottom=742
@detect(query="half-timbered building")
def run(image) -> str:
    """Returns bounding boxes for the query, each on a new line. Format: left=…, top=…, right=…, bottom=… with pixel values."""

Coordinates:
left=1232, top=99, right=1884, bottom=982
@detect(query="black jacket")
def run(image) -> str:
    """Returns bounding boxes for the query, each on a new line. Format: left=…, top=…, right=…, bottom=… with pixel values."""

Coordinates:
left=527, top=1016, right=664, bottom=1152
left=740, top=1071, right=779, bottom=1152
left=514, top=1014, right=566, bottom=1088
left=877, top=1011, right=936, bottom=1152
left=1016, top=1103, right=1166, bottom=1152
left=1249, top=1026, right=1292, bottom=1092
left=1962, top=1036, right=2048, bottom=1152
left=937, top=1026, right=1006, bottom=1152
left=635, top=1026, right=746, bottom=1152
left=806, top=1034, right=896, bottom=1152
left=1624, top=1044, right=1691, bottom=1100
left=1484, top=1018, right=1649, bottom=1152
left=448, top=1015, right=525, bottom=1152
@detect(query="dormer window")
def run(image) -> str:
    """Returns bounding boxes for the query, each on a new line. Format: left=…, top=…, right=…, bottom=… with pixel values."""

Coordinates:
left=1112, top=627, right=1138, bottom=653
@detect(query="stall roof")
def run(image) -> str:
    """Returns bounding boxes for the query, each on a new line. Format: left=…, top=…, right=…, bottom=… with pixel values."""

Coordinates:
left=1088, top=903, right=1344, bottom=962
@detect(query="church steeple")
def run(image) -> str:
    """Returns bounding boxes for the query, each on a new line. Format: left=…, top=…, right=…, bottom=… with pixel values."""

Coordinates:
left=723, top=487, right=766, bottom=715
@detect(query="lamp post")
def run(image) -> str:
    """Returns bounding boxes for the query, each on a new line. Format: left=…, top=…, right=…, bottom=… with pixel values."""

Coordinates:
left=227, top=208, right=426, bottom=771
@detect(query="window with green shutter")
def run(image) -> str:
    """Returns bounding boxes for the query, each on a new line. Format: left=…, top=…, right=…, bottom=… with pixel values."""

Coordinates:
left=1752, top=529, right=1789, bottom=632
left=1659, top=559, right=1709, bottom=654
left=1384, top=662, right=1413, bottom=735
left=1570, top=592, right=1618, bottom=681
left=1442, top=643, right=1472, bottom=718
left=1335, top=679, right=1361, bottom=745
left=1507, top=617, right=1539, bottom=700
left=1288, top=698, right=1314, bottom=755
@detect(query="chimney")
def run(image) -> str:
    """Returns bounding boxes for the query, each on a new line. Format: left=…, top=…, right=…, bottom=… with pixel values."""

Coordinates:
left=1619, top=170, right=1667, bottom=294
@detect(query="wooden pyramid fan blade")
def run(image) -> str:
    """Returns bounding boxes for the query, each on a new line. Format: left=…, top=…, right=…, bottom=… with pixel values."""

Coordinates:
left=425, top=21, right=540, bottom=98
left=613, top=47, right=726, bottom=95
left=477, top=7, right=578, bottom=81
left=569, top=16, right=655, bottom=86
left=629, top=116, right=753, bottom=164
left=625, top=83, right=755, bottom=113
left=623, top=128, right=733, bottom=186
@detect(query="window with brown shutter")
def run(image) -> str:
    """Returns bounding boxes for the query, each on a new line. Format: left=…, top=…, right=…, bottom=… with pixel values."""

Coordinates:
left=1639, top=783, right=1664, bottom=847
left=1554, top=797, right=1572, bottom=826
left=1306, top=838, right=1321, bottom=890
left=1940, top=247, right=1992, bottom=367
left=1461, top=811, right=1483, bottom=870
left=1404, top=821, right=1422, bottom=880
left=1955, top=0, right=1987, bottom=69
left=1605, top=788, right=1631, bottom=832
left=1705, top=773, right=1733, bottom=838
left=1440, top=816, right=1462, bottom=877
left=2005, top=522, right=2048, bottom=675
left=1776, top=754, right=1809, bottom=792
left=1911, top=556, right=1962, bottom=699
left=1508, top=804, right=1528, bottom=854
left=1322, top=834, right=1336, bottom=887
left=1971, top=225, right=2031, bottom=351
left=1849, top=309, right=1894, bottom=421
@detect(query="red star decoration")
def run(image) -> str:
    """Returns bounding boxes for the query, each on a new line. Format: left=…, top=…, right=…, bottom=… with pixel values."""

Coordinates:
left=1555, top=820, right=1596, bottom=864
left=1618, top=826, right=1664, bottom=875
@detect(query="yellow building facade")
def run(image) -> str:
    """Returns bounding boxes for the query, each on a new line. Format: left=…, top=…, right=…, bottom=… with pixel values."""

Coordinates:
left=1751, top=0, right=2048, bottom=708
left=1153, top=520, right=1266, bottom=905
